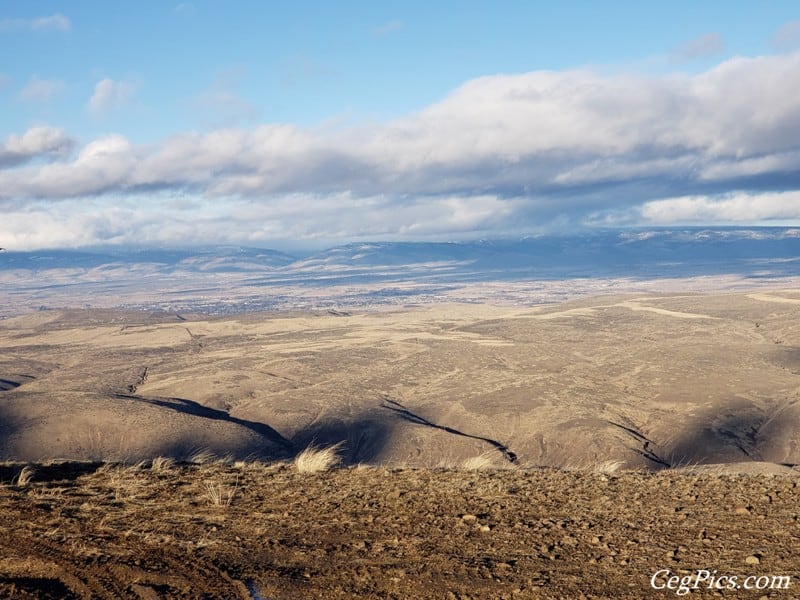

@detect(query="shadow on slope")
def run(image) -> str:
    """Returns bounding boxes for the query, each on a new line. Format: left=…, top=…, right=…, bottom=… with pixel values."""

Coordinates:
left=114, top=393, right=296, bottom=456
left=662, top=400, right=798, bottom=468
left=290, top=414, right=392, bottom=465
left=114, top=392, right=391, bottom=465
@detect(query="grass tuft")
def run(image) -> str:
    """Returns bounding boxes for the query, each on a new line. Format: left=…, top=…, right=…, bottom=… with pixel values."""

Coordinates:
left=188, top=448, right=217, bottom=465
left=593, top=460, right=626, bottom=475
left=15, top=465, right=35, bottom=487
left=294, top=443, right=343, bottom=473
left=150, top=456, right=175, bottom=472
left=204, top=475, right=239, bottom=507
left=461, top=452, right=497, bottom=471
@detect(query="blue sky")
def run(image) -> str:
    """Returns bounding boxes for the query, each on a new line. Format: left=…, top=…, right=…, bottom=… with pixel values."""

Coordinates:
left=2, top=1, right=800, bottom=250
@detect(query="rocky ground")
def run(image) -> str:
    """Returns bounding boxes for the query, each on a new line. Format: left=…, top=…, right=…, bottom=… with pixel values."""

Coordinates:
left=0, top=460, right=798, bottom=599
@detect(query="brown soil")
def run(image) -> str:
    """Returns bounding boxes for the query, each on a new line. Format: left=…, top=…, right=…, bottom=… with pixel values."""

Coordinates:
left=1, top=461, right=798, bottom=599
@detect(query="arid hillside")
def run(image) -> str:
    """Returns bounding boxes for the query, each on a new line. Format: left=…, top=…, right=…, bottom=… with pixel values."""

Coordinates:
left=1, top=291, right=800, bottom=470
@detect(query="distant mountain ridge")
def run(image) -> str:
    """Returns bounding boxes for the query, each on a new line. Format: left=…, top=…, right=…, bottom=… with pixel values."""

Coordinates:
left=1, top=228, right=798, bottom=316
left=2, top=227, right=798, bottom=280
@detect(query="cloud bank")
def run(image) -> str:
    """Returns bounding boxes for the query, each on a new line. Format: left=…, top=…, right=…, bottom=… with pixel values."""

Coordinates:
left=3, top=52, right=800, bottom=248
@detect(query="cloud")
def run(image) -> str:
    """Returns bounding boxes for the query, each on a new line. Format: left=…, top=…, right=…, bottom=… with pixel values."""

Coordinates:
left=0, top=126, right=74, bottom=169
left=0, top=13, right=70, bottom=32
left=0, top=192, right=517, bottom=250
left=773, top=20, right=800, bottom=52
left=18, top=76, right=65, bottom=102
left=87, top=78, right=136, bottom=115
left=671, top=32, right=724, bottom=61
left=639, top=191, right=800, bottom=223
left=30, top=13, right=71, bottom=32
left=3, top=51, right=800, bottom=247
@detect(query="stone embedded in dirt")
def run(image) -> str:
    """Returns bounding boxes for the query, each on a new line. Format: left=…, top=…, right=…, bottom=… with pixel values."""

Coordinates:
left=745, top=554, right=761, bottom=565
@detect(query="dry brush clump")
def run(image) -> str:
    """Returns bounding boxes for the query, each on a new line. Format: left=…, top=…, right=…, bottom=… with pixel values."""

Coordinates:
left=461, top=452, right=500, bottom=471
left=188, top=448, right=217, bottom=465
left=14, top=465, right=36, bottom=487
left=150, top=456, right=175, bottom=473
left=294, top=443, right=343, bottom=473
left=204, top=475, right=240, bottom=507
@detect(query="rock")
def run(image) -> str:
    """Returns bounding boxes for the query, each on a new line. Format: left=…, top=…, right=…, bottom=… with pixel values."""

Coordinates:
left=745, top=555, right=760, bottom=565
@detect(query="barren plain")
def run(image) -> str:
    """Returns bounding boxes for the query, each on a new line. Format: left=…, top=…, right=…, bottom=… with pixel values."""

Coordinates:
left=1, top=290, right=800, bottom=597
left=1, top=291, right=800, bottom=469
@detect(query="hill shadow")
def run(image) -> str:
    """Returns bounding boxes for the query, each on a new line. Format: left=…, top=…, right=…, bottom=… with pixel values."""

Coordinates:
left=290, top=414, right=392, bottom=465
left=114, top=393, right=295, bottom=454
left=659, top=400, right=798, bottom=468
left=113, top=392, right=391, bottom=465
left=0, top=461, right=105, bottom=484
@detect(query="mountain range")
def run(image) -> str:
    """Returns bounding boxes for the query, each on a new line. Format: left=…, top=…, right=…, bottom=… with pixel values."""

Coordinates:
left=1, top=227, right=798, bottom=315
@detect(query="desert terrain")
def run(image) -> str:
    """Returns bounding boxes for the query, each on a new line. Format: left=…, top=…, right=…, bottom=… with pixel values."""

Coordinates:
left=1, top=290, right=800, bottom=597
left=1, top=291, right=799, bottom=469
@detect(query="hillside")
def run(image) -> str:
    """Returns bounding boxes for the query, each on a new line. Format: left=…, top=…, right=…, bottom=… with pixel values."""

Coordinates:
left=1, top=291, right=800, bottom=469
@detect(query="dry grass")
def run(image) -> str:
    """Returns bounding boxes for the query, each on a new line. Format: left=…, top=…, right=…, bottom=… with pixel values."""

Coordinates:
left=592, top=460, right=626, bottom=476
left=150, top=456, right=175, bottom=472
left=294, top=443, right=343, bottom=473
left=100, top=464, right=147, bottom=501
left=14, top=465, right=35, bottom=487
left=188, top=449, right=217, bottom=465
left=204, top=475, right=240, bottom=507
left=460, top=452, right=498, bottom=471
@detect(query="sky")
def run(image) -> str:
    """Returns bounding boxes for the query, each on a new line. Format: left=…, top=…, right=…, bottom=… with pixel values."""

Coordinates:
left=2, top=1, right=800, bottom=251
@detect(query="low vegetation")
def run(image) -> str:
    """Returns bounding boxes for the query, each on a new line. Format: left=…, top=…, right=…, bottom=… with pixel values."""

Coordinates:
left=0, top=458, right=797, bottom=599
left=294, top=442, right=343, bottom=473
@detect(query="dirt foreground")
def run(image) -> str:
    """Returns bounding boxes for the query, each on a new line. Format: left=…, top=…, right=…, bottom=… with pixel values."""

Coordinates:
left=0, top=460, right=798, bottom=599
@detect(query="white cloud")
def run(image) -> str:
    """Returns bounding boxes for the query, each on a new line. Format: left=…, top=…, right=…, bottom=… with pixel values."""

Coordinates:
left=18, top=76, right=65, bottom=102
left=639, top=191, right=800, bottom=223
left=30, top=13, right=71, bottom=32
left=773, top=20, right=800, bottom=52
left=0, top=192, right=519, bottom=250
left=3, top=51, right=800, bottom=247
left=0, top=126, right=73, bottom=168
left=87, top=78, right=136, bottom=115
left=0, top=13, right=70, bottom=32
